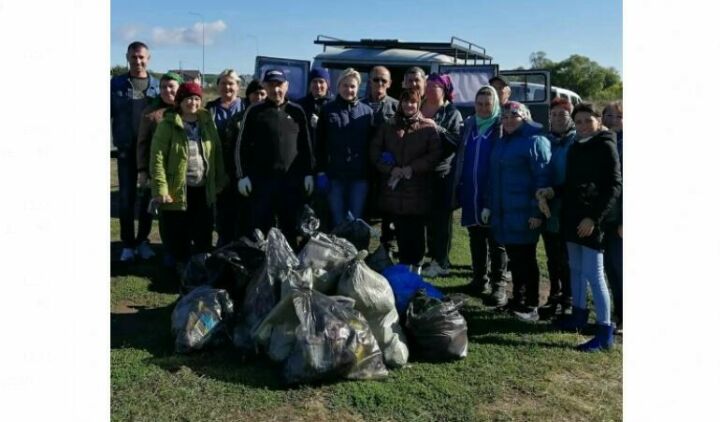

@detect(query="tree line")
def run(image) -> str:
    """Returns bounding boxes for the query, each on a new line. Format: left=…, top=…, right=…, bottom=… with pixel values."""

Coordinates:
left=525, top=52, right=622, bottom=101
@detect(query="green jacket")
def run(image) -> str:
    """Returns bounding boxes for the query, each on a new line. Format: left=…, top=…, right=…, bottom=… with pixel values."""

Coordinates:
left=150, top=109, right=227, bottom=211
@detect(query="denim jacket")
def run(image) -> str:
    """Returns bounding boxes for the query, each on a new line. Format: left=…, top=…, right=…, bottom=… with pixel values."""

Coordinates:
left=111, top=73, right=160, bottom=149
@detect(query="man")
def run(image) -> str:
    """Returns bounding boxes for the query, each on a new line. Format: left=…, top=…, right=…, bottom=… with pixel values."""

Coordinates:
left=234, top=69, right=315, bottom=249
left=489, top=75, right=512, bottom=106
left=111, top=41, right=160, bottom=262
left=297, top=68, right=334, bottom=149
left=403, top=66, right=427, bottom=97
left=362, top=66, right=398, bottom=126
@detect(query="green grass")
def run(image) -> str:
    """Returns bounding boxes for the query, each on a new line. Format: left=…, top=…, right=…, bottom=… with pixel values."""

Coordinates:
left=110, top=160, right=621, bottom=422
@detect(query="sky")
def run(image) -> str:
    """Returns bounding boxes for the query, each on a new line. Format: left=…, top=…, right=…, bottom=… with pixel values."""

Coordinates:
left=111, top=0, right=622, bottom=78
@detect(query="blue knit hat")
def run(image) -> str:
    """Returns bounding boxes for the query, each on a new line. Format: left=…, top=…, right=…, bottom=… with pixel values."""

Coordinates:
left=309, top=68, right=331, bottom=83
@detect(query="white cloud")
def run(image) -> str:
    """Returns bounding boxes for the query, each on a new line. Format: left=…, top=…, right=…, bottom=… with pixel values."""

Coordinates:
left=151, top=20, right=227, bottom=46
left=116, top=24, right=142, bottom=42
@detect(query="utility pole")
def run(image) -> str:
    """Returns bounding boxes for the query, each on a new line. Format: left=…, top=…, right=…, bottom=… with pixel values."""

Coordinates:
left=189, top=12, right=205, bottom=86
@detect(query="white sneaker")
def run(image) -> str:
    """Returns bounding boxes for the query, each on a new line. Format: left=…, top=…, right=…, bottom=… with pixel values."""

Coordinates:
left=119, top=248, right=136, bottom=262
left=422, top=260, right=449, bottom=277
left=136, top=241, right=156, bottom=260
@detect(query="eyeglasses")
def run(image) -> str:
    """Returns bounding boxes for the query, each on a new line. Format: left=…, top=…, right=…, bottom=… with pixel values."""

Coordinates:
left=372, top=78, right=389, bottom=84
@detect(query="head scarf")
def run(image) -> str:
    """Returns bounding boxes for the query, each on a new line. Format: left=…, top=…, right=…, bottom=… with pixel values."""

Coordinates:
left=426, top=73, right=455, bottom=102
left=474, top=85, right=501, bottom=136
left=154, top=72, right=184, bottom=106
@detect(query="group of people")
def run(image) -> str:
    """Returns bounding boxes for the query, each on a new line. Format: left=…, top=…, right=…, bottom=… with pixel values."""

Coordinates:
left=111, top=41, right=623, bottom=353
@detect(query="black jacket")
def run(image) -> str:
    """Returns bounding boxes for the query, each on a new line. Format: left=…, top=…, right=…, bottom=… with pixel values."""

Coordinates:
left=297, top=93, right=333, bottom=148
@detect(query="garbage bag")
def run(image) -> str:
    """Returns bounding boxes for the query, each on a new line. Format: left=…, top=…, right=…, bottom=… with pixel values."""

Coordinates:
left=297, top=233, right=357, bottom=293
left=405, top=290, right=468, bottom=361
left=330, top=212, right=375, bottom=251
left=382, top=264, right=444, bottom=316
left=282, top=289, right=388, bottom=385
left=205, top=249, right=257, bottom=304
left=298, top=204, right=321, bottom=238
left=171, top=286, right=234, bottom=353
left=337, top=251, right=409, bottom=367
left=365, top=244, right=394, bottom=273
left=179, top=253, right=212, bottom=294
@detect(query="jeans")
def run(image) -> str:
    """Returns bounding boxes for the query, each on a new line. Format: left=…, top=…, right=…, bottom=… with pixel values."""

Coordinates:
left=603, top=229, right=623, bottom=324
left=394, top=215, right=426, bottom=265
left=117, top=148, right=153, bottom=248
left=248, top=175, right=304, bottom=250
left=541, top=231, right=571, bottom=303
left=426, top=209, right=454, bottom=268
left=567, top=242, right=611, bottom=325
left=505, top=243, right=540, bottom=307
left=467, top=225, right=508, bottom=286
left=160, top=186, right=214, bottom=263
left=327, top=178, right=369, bottom=229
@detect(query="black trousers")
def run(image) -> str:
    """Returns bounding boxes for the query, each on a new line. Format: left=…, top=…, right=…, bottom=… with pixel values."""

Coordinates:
left=506, top=243, right=540, bottom=307
left=394, top=215, right=427, bottom=265
left=248, top=175, right=304, bottom=250
left=426, top=208, right=454, bottom=268
left=541, top=230, right=571, bottom=302
left=116, top=148, right=153, bottom=248
left=160, top=186, right=214, bottom=263
left=468, top=225, right=508, bottom=286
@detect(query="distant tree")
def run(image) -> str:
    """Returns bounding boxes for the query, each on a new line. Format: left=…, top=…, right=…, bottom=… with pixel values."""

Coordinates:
left=527, top=53, right=622, bottom=100
left=111, top=65, right=128, bottom=76
left=529, top=51, right=554, bottom=69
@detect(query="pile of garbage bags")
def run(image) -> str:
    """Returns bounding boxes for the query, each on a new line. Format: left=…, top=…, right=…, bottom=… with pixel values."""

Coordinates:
left=169, top=207, right=469, bottom=385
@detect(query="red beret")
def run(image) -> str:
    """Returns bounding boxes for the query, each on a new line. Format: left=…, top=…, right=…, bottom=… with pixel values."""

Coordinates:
left=175, top=82, right=203, bottom=105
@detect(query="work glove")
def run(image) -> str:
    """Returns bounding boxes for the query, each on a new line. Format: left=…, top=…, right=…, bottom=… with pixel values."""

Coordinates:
left=316, top=173, right=330, bottom=194
left=379, top=151, right=397, bottom=166
left=401, top=166, right=413, bottom=179
left=304, top=175, right=314, bottom=196
left=481, top=208, right=491, bottom=225
left=434, top=153, right=455, bottom=178
left=137, top=171, right=150, bottom=188
left=310, top=114, right=319, bottom=129
left=237, top=177, right=252, bottom=197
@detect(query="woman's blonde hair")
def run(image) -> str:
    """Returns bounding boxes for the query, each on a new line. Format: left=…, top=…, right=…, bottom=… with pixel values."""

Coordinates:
left=337, top=67, right=362, bottom=89
left=216, top=69, right=241, bottom=85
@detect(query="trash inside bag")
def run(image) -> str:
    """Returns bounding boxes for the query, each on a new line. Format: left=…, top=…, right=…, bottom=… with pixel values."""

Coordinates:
left=180, top=253, right=212, bottom=294
left=282, top=289, right=388, bottom=385
left=330, top=212, right=375, bottom=251
left=405, top=290, right=468, bottom=361
left=382, top=264, right=444, bottom=316
left=337, top=251, right=409, bottom=367
left=298, top=204, right=321, bottom=238
left=365, top=244, right=394, bottom=274
left=297, top=232, right=357, bottom=293
left=171, top=286, right=234, bottom=354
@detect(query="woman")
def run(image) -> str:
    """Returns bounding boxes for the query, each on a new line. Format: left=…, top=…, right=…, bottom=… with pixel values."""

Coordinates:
left=454, top=86, right=509, bottom=306
left=134, top=71, right=183, bottom=262
left=420, top=73, right=463, bottom=278
left=487, top=101, right=551, bottom=321
left=540, top=98, right=576, bottom=317
left=370, top=88, right=442, bottom=273
left=150, top=82, right=227, bottom=270
left=537, top=102, right=621, bottom=351
left=601, top=100, right=623, bottom=333
left=315, top=68, right=375, bottom=228
left=206, top=69, right=244, bottom=246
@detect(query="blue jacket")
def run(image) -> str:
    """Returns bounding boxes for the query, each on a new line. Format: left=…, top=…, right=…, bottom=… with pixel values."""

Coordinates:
left=315, top=97, right=374, bottom=179
left=110, top=73, right=160, bottom=150
left=488, top=122, right=552, bottom=245
left=544, top=129, right=576, bottom=233
left=456, top=116, right=499, bottom=227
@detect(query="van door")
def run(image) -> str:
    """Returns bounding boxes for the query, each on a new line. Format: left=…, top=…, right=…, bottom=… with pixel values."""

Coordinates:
left=438, top=64, right=498, bottom=118
left=499, top=70, right=551, bottom=129
left=254, top=56, right=311, bottom=102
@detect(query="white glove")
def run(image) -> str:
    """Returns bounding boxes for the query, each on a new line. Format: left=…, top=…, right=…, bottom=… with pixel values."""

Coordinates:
left=137, top=171, right=149, bottom=188
left=310, top=114, right=319, bottom=128
left=304, top=175, right=314, bottom=195
left=481, top=208, right=491, bottom=225
left=237, top=177, right=252, bottom=197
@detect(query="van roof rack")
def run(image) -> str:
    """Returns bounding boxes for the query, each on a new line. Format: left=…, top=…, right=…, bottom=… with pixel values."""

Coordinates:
left=314, top=35, right=493, bottom=64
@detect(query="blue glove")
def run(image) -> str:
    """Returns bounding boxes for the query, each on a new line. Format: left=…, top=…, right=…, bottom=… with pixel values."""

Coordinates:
left=316, top=173, right=330, bottom=194
left=380, top=151, right=397, bottom=166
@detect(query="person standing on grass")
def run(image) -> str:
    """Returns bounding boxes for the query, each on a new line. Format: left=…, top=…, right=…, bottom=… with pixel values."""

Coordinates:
left=420, top=73, right=463, bottom=278
left=538, top=98, right=576, bottom=318
left=314, top=68, right=375, bottom=228
left=111, top=41, right=160, bottom=262
left=234, top=69, right=315, bottom=250
left=537, top=102, right=621, bottom=351
left=454, top=86, right=509, bottom=306
left=135, top=71, right=183, bottom=267
left=487, top=101, right=551, bottom=321
left=370, top=88, right=442, bottom=274
left=150, top=82, right=227, bottom=272
left=601, top=100, right=623, bottom=334
left=206, top=69, right=245, bottom=247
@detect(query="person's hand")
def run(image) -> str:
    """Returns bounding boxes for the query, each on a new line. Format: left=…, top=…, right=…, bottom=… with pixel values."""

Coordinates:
left=529, top=217, right=542, bottom=230
left=304, top=175, right=314, bottom=196
left=538, top=196, right=551, bottom=218
left=316, top=173, right=330, bottom=194
left=536, top=187, right=555, bottom=201
left=401, top=166, right=413, bottom=179
left=391, top=167, right=404, bottom=179
left=618, top=224, right=623, bottom=238
left=577, top=218, right=595, bottom=238
left=154, top=194, right=173, bottom=204
left=237, top=177, right=252, bottom=197
left=310, top=114, right=319, bottom=129
left=434, top=154, right=454, bottom=178
left=481, top=208, right=491, bottom=225
left=137, top=171, right=149, bottom=188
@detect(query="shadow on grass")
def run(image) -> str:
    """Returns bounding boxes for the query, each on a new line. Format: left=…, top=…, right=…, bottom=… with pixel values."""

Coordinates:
left=111, top=241, right=179, bottom=295
left=111, top=303, right=176, bottom=357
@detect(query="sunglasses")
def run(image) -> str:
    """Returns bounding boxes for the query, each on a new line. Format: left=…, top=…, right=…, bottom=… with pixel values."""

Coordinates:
left=372, top=78, right=389, bottom=84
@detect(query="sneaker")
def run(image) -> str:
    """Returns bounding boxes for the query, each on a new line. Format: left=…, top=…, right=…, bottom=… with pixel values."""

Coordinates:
left=422, top=260, right=450, bottom=277
left=119, top=247, right=136, bottom=262
left=489, top=286, right=508, bottom=307
left=136, top=241, right=156, bottom=260
left=514, top=306, right=540, bottom=322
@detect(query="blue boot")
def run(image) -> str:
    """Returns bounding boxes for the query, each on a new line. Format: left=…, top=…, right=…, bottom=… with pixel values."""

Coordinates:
left=554, top=306, right=589, bottom=332
left=576, top=323, right=615, bottom=352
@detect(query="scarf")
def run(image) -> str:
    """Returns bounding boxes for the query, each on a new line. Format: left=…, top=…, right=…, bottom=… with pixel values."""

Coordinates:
left=474, top=85, right=501, bottom=136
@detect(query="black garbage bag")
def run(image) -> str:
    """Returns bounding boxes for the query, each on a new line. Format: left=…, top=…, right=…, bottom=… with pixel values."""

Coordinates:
left=206, top=244, right=266, bottom=304
left=365, top=244, right=394, bottom=274
left=171, top=286, right=234, bottom=354
left=297, top=233, right=357, bottom=293
left=180, top=253, right=212, bottom=294
left=330, top=212, right=373, bottom=251
left=282, top=289, right=388, bottom=385
left=405, top=290, right=468, bottom=361
left=298, top=204, right=321, bottom=238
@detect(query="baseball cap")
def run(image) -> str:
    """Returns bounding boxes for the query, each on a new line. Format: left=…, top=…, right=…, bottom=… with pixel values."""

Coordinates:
left=263, top=69, right=287, bottom=83
left=489, top=75, right=509, bottom=87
